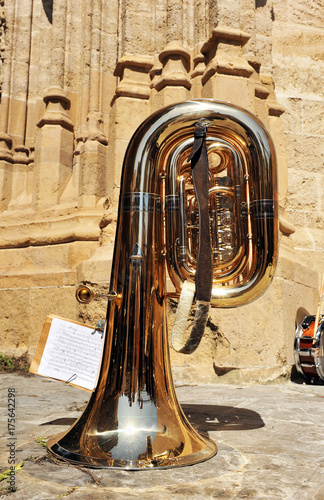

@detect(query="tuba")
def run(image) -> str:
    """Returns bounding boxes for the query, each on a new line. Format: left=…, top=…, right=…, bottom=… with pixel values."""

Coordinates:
left=47, top=100, right=278, bottom=469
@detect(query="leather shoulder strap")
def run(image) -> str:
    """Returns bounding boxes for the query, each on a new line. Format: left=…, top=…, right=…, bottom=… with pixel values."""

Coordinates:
left=172, top=121, right=212, bottom=354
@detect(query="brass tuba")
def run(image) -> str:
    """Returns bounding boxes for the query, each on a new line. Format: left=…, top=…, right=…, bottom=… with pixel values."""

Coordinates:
left=47, top=100, right=278, bottom=469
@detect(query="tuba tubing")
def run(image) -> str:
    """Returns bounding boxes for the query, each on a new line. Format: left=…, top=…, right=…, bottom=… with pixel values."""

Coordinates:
left=162, top=100, right=278, bottom=307
left=112, top=99, right=278, bottom=309
left=47, top=100, right=278, bottom=469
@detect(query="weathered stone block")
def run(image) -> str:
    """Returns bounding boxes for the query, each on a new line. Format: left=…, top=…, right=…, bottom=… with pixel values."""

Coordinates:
left=202, top=75, right=255, bottom=112
left=285, top=134, right=324, bottom=173
left=276, top=96, right=303, bottom=134
left=302, top=99, right=324, bottom=135
left=291, top=0, right=324, bottom=28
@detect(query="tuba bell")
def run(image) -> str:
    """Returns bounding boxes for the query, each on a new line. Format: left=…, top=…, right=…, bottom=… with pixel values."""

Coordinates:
left=47, top=100, right=278, bottom=469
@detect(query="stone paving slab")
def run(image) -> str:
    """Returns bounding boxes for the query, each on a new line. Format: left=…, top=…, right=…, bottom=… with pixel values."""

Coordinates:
left=0, top=373, right=323, bottom=499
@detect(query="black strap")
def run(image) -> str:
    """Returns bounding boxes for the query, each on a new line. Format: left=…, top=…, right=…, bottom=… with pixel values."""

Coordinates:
left=189, top=121, right=212, bottom=303
left=171, top=121, right=212, bottom=355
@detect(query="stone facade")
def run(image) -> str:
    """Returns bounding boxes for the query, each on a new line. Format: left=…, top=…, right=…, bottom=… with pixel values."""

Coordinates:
left=0, top=0, right=323, bottom=384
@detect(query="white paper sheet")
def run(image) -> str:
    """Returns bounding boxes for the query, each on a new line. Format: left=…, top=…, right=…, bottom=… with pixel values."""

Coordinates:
left=37, top=317, right=104, bottom=390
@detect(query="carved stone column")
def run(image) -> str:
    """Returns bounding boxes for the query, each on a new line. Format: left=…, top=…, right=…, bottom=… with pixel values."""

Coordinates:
left=166, top=0, right=184, bottom=44
left=7, top=0, right=33, bottom=155
left=0, top=1, right=14, bottom=166
left=151, top=42, right=191, bottom=110
left=77, top=0, right=109, bottom=210
left=50, top=0, right=67, bottom=89
left=0, top=133, right=12, bottom=212
left=75, top=0, right=91, bottom=146
left=33, top=0, right=74, bottom=209
left=108, top=54, right=154, bottom=190
left=87, top=0, right=107, bottom=144
left=33, top=88, right=74, bottom=208
left=201, top=26, right=254, bottom=111
left=7, top=146, right=31, bottom=210
left=216, top=0, right=241, bottom=30
left=0, top=0, right=33, bottom=211
left=191, top=50, right=205, bottom=99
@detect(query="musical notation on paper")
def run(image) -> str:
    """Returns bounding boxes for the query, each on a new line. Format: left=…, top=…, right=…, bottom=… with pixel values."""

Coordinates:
left=37, top=317, right=103, bottom=390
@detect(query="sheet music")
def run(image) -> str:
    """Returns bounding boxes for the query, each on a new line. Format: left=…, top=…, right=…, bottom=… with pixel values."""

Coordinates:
left=37, top=317, right=104, bottom=390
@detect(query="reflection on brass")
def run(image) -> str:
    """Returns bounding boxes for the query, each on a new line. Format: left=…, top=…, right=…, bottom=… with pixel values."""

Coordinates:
left=47, top=100, right=278, bottom=469
left=75, top=285, right=94, bottom=304
left=76, top=285, right=118, bottom=304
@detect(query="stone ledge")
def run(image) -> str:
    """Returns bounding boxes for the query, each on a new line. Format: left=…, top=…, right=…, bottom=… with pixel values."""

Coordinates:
left=201, top=26, right=251, bottom=54
left=202, top=57, right=254, bottom=84
left=0, top=267, right=77, bottom=288
left=0, top=211, right=102, bottom=248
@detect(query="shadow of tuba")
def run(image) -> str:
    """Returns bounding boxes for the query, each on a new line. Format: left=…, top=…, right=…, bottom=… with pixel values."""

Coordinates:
left=47, top=100, right=278, bottom=469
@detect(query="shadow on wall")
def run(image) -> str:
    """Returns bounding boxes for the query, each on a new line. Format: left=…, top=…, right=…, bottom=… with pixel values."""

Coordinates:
left=255, top=0, right=267, bottom=6
left=42, top=0, right=53, bottom=23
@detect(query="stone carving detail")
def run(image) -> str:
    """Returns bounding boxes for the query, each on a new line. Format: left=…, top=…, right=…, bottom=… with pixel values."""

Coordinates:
left=115, top=55, right=154, bottom=99
left=201, top=26, right=253, bottom=83
left=154, top=42, right=191, bottom=91
left=37, top=88, right=73, bottom=131
left=0, top=0, right=6, bottom=95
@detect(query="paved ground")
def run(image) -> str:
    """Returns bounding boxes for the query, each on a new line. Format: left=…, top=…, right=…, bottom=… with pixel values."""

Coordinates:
left=0, top=373, right=323, bottom=499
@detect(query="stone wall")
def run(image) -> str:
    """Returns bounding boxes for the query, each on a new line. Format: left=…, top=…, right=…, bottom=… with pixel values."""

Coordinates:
left=0, top=0, right=323, bottom=384
left=272, top=0, right=324, bottom=273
